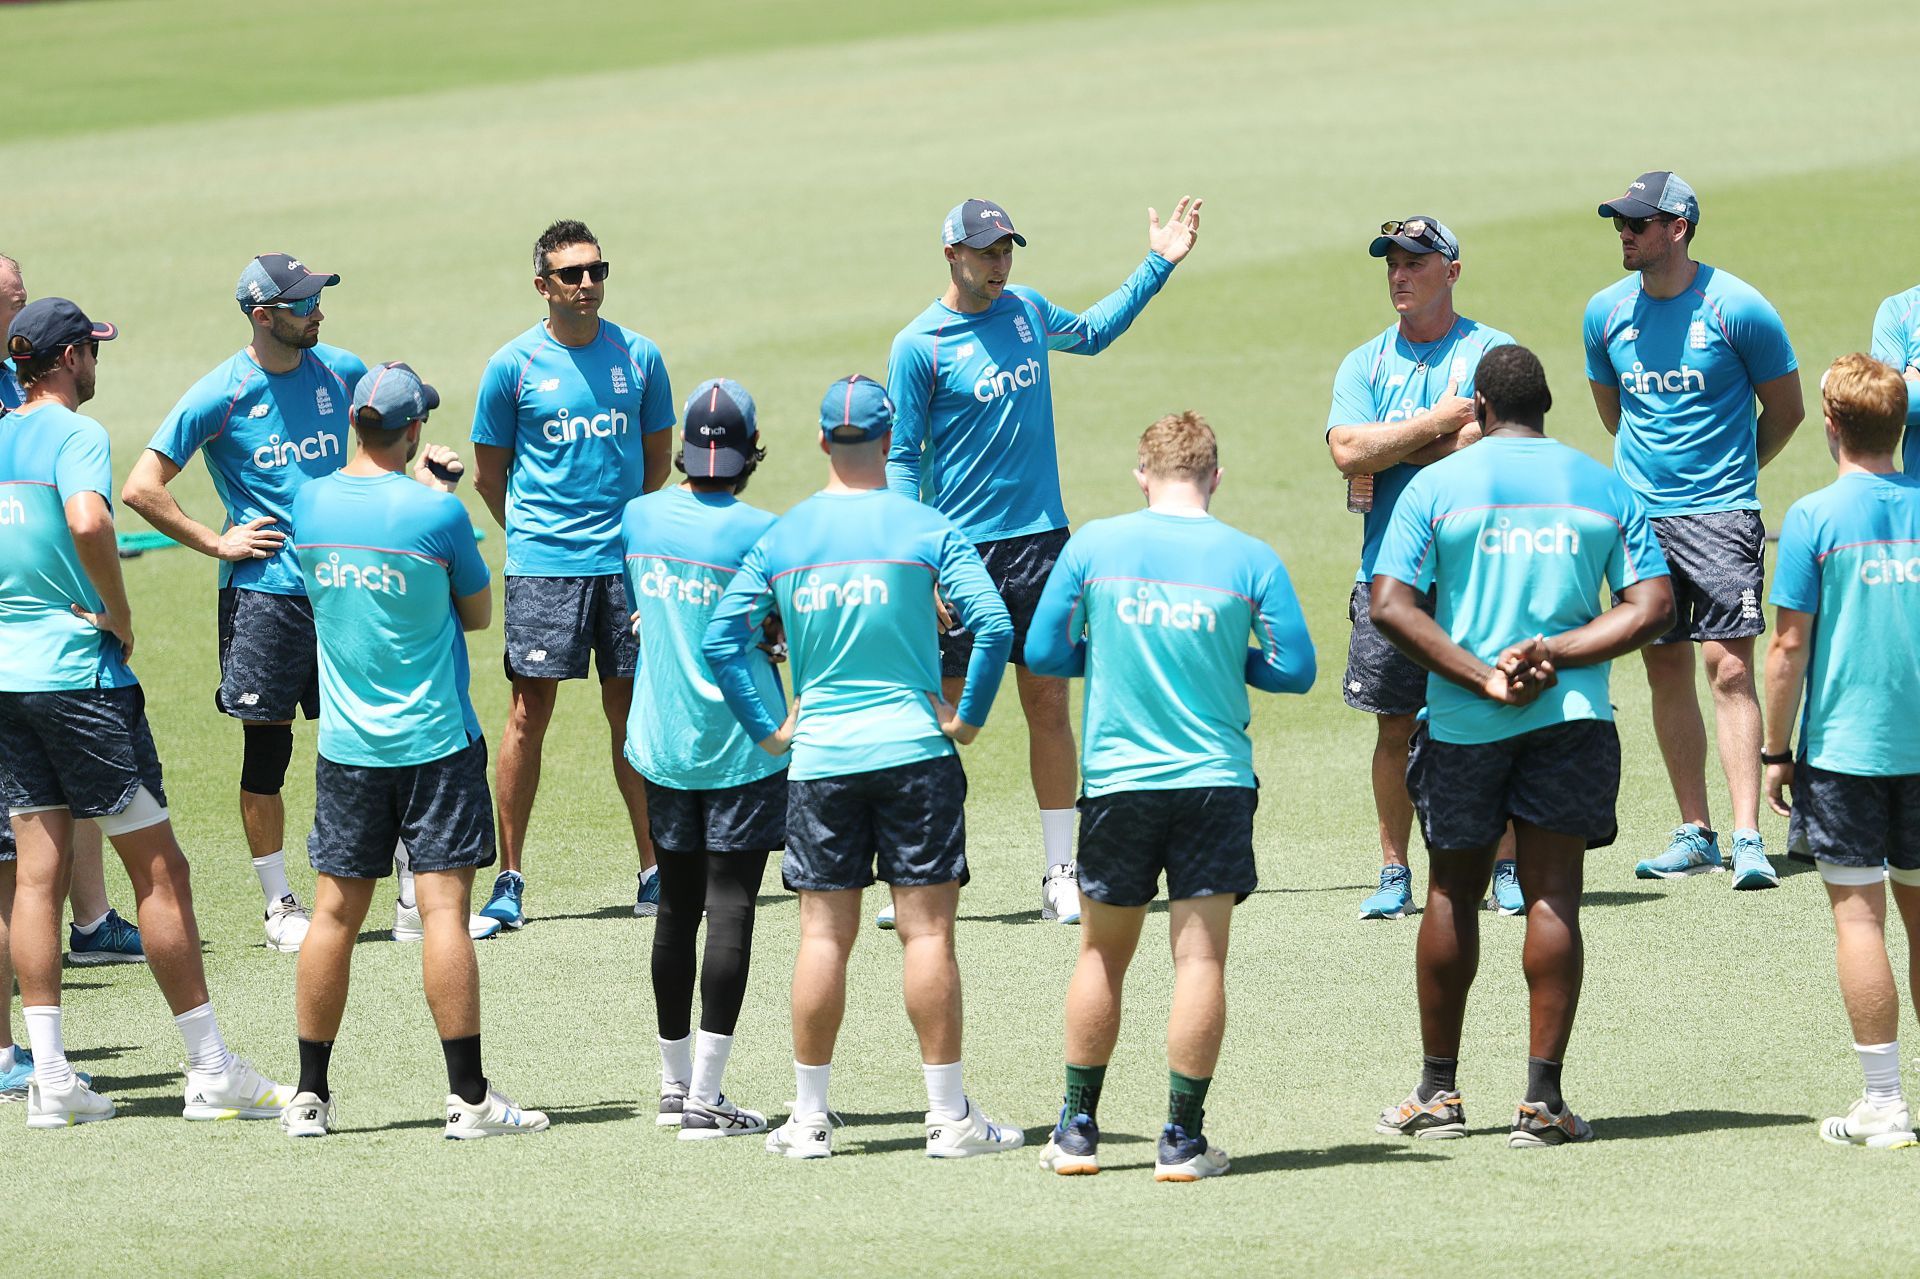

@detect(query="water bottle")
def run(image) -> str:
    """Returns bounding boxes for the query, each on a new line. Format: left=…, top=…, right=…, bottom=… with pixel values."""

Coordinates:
left=1346, top=474, right=1373, bottom=514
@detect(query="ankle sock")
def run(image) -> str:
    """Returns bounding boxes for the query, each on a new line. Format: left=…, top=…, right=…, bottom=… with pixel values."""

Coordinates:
left=24, top=1006, right=73, bottom=1090
left=1167, top=1070, right=1210, bottom=1134
left=252, top=850, right=292, bottom=904
left=1063, top=1062, right=1106, bottom=1121
left=441, top=1034, right=486, bottom=1105
left=71, top=911, right=109, bottom=936
left=175, top=1002, right=235, bottom=1076
left=298, top=1037, right=334, bottom=1101
left=1417, top=1054, right=1458, bottom=1101
left=923, top=1060, right=965, bottom=1120
left=1856, top=1041, right=1903, bottom=1108
left=1525, top=1056, right=1564, bottom=1110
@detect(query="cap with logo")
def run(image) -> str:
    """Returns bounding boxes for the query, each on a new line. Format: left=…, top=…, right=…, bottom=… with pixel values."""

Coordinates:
left=350, top=361, right=439, bottom=430
left=1598, top=171, right=1699, bottom=224
left=6, top=297, right=118, bottom=362
left=819, top=374, right=894, bottom=443
left=236, top=253, right=341, bottom=312
left=942, top=199, right=1027, bottom=250
left=682, top=378, right=758, bottom=479
left=1368, top=216, right=1459, bottom=262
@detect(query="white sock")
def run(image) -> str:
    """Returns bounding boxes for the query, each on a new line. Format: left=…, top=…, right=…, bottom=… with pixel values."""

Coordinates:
left=794, top=1061, right=831, bottom=1117
left=394, top=839, right=415, bottom=909
left=23, top=1006, right=73, bottom=1090
left=691, top=1031, right=733, bottom=1105
left=252, top=850, right=292, bottom=904
left=1041, top=809, right=1075, bottom=873
left=175, top=1002, right=235, bottom=1076
left=658, top=1035, right=691, bottom=1089
left=640, top=864, right=658, bottom=886
left=1857, top=1041, right=1903, bottom=1108
left=71, top=910, right=109, bottom=936
left=0, top=1044, right=14, bottom=1074
left=923, top=1060, right=965, bottom=1120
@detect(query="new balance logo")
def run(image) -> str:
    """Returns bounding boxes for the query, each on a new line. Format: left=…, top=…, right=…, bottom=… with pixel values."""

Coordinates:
left=541, top=407, right=629, bottom=444
left=972, top=358, right=1041, bottom=404
left=253, top=431, right=341, bottom=470
left=537, top=378, right=560, bottom=393
left=811, top=1129, right=827, bottom=1142
left=790, top=572, right=890, bottom=614
left=1622, top=327, right=1638, bottom=341
left=237, top=692, right=261, bottom=706
left=1619, top=362, right=1706, bottom=394
left=954, top=343, right=975, bottom=362
left=1477, top=518, right=1581, bottom=556
left=1116, top=588, right=1219, bottom=633
left=527, top=649, right=548, bottom=662
left=248, top=403, right=272, bottom=418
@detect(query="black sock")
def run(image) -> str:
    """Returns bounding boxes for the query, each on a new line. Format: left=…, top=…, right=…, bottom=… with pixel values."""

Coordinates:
left=1525, top=1056, right=1564, bottom=1110
left=441, top=1034, right=487, bottom=1106
left=297, top=1037, right=334, bottom=1102
left=1417, top=1055, right=1458, bottom=1102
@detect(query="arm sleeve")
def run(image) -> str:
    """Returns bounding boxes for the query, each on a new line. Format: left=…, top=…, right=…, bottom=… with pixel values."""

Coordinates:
left=1725, top=289, right=1798, bottom=383
left=1325, top=346, right=1375, bottom=438
left=885, top=331, right=935, bottom=501
left=1582, top=293, right=1613, bottom=384
left=1245, top=554, right=1316, bottom=695
left=1372, top=476, right=1437, bottom=591
left=938, top=528, right=1013, bottom=725
left=701, top=540, right=782, bottom=743
left=53, top=423, right=115, bottom=504
left=1022, top=536, right=1087, bottom=679
left=1019, top=252, right=1174, bottom=358
left=1767, top=502, right=1820, bottom=613
left=1607, top=487, right=1670, bottom=592
left=1870, top=296, right=1920, bottom=430
left=470, top=354, right=519, bottom=448
left=639, top=343, right=675, bottom=435
left=148, top=388, right=218, bottom=467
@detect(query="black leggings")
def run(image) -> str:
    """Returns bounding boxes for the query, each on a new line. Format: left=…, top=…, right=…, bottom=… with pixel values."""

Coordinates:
left=650, top=848, right=769, bottom=1040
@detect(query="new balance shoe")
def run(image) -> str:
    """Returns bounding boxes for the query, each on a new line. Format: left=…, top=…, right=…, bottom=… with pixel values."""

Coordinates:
left=263, top=894, right=311, bottom=953
left=925, top=1099, right=1025, bottom=1158
left=765, top=1111, right=833, bottom=1159
left=1358, top=865, right=1413, bottom=920
left=280, top=1091, right=332, bottom=1138
left=1154, top=1123, right=1230, bottom=1181
left=67, top=909, right=145, bottom=965
left=184, top=1057, right=294, bottom=1120
left=393, top=900, right=502, bottom=942
left=0, top=1051, right=90, bottom=1100
left=478, top=871, right=526, bottom=930
left=1490, top=860, right=1524, bottom=915
left=1041, top=864, right=1082, bottom=924
left=1509, top=1100, right=1594, bottom=1147
left=1039, top=1110, right=1100, bottom=1175
left=1818, top=1094, right=1918, bottom=1149
left=26, top=1075, right=115, bottom=1128
left=1376, top=1088, right=1467, bottom=1139
left=658, top=1080, right=688, bottom=1127
left=1729, top=829, right=1779, bottom=891
left=680, top=1094, right=768, bottom=1141
left=874, top=899, right=896, bottom=931
left=445, top=1086, right=549, bottom=1139
left=1634, top=826, right=1722, bottom=879
left=634, top=870, right=661, bottom=918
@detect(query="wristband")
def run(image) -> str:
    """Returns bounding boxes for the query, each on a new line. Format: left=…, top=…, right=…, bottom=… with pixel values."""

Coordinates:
left=1760, top=750, right=1793, bottom=766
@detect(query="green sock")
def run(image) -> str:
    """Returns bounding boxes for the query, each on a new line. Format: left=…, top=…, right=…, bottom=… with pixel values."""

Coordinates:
left=1063, top=1063, right=1106, bottom=1121
left=1167, top=1070, right=1210, bottom=1134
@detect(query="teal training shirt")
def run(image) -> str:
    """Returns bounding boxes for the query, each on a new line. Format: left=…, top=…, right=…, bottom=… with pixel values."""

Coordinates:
left=1869, top=285, right=1920, bottom=478
left=1025, top=508, right=1315, bottom=796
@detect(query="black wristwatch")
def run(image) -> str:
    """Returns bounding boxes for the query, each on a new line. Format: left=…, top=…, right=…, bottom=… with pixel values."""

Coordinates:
left=1760, top=749, right=1793, bottom=766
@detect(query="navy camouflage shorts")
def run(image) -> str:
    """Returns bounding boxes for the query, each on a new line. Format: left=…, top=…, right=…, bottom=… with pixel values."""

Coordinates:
left=1344, top=580, right=1431, bottom=717
left=1787, top=762, right=1920, bottom=871
left=939, top=528, right=1066, bottom=679
left=0, top=686, right=168, bottom=822
left=783, top=754, right=968, bottom=892
left=217, top=587, right=320, bottom=721
left=1077, top=784, right=1259, bottom=907
left=644, top=770, right=788, bottom=854
left=1643, top=511, right=1766, bottom=645
left=308, top=737, right=495, bottom=879
left=1407, top=719, right=1620, bottom=851
left=503, top=574, right=638, bottom=682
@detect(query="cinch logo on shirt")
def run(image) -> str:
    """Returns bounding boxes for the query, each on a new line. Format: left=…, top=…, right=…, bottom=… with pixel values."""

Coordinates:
left=1619, top=362, right=1707, bottom=394
left=312, top=552, right=407, bottom=595
left=0, top=494, right=26, bottom=525
left=541, top=406, right=629, bottom=444
left=1115, top=587, right=1219, bottom=632
left=253, top=431, right=342, bottom=470
left=790, top=571, right=890, bottom=614
left=973, top=358, right=1041, bottom=404
left=634, top=561, right=726, bottom=607
left=1478, top=518, right=1582, bottom=556
left=1859, top=553, right=1920, bottom=585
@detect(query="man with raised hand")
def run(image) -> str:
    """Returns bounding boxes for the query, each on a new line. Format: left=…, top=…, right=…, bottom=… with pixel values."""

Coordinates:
left=704, top=375, right=1022, bottom=1161
left=1027, top=411, right=1315, bottom=1181
left=1584, top=171, right=1804, bottom=889
left=283, top=362, right=546, bottom=1141
left=1868, top=283, right=1920, bottom=477
left=1371, top=345, right=1673, bottom=1148
left=125, top=253, right=368, bottom=953
left=887, top=195, right=1201, bottom=927
left=1762, top=354, right=1920, bottom=1149
left=1326, top=217, right=1517, bottom=922
left=2, top=299, right=292, bottom=1128
left=471, top=219, right=675, bottom=931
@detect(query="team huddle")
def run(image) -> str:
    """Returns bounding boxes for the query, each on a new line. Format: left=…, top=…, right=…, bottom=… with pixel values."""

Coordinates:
left=2, top=170, right=1919, bottom=1175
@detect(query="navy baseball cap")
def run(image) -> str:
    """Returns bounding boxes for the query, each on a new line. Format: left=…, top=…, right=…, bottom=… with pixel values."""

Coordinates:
left=943, top=199, right=1027, bottom=250
left=1369, top=216, right=1459, bottom=262
left=682, top=378, right=758, bottom=479
left=819, top=374, right=894, bottom=443
left=6, top=298, right=118, bottom=361
left=1598, top=171, right=1699, bottom=224
left=350, top=362, right=439, bottom=429
left=235, top=253, right=339, bottom=311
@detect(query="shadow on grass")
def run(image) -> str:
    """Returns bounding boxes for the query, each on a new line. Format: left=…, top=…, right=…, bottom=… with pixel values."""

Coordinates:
left=1100, top=1142, right=1445, bottom=1175
left=529, top=906, right=634, bottom=923
left=1582, top=890, right=1664, bottom=908
left=1597, top=1109, right=1809, bottom=1140
left=65, top=1044, right=138, bottom=1063
left=93, top=1071, right=178, bottom=1093
left=359, top=1100, right=638, bottom=1134
left=1777, top=856, right=1818, bottom=879
left=106, top=1093, right=184, bottom=1120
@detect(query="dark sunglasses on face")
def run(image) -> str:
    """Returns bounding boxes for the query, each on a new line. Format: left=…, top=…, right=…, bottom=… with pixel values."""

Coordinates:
left=258, top=295, right=322, bottom=317
left=545, top=261, right=611, bottom=286
left=68, top=339, right=99, bottom=358
left=1612, top=214, right=1675, bottom=235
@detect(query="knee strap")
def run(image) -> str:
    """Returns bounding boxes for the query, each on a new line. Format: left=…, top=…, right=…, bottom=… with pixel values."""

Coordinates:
left=240, top=723, right=295, bottom=796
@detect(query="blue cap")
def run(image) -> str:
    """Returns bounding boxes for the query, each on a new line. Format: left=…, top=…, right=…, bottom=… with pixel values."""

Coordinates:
left=1369, top=216, right=1459, bottom=262
left=350, top=362, right=439, bottom=430
left=942, top=199, right=1027, bottom=250
left=6, top=297, right=117, bottom=361
left=682, top=378, right=758, bottom=479
left=1598, top=171, right=1699, bottom=224
left=819, top=374, right=894, bottom=443
left=236, top=253, right=339, bottom=311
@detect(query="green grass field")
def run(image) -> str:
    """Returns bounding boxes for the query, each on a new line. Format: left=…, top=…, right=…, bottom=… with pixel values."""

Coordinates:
left=6, top=0, right=1920, bottom=1273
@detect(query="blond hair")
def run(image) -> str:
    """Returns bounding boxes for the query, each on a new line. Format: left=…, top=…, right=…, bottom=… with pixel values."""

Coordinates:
left=1822, top=353, right=1907, bottom=456
left=1137, top=410, right=1217, bottom=480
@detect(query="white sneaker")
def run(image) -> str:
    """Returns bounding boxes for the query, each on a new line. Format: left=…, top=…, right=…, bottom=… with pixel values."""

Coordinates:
left=444, top=1086, right=549, bottom=1139
left=680, top=1094, right=769, bottom=1141
left=25, top=1075, right=115, bottom=1128
left=1819, top=1094, right=1918, bottom=1149
left=280, top=1090, right=332, bottom=1137
left=392, top=901, right=500, bottom=942
left=184, top=1056, right=294, bottom=1120
left=264, top=894, right=311, bottom=953
left=658, top=1080, right=688, bottom=1127
left=765, top=1112, right=833, bottom=1159
left=874, top=900, right=896, bottom=930
left=1041, top=864, right=1082, bottom=924
left=925, top=1099, right=1025, bottom=1158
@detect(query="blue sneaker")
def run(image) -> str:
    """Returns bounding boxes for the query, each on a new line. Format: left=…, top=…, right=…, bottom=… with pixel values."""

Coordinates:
left=68, top=908, right=146, bottom=966
left=1634, top=826, right=1722, bottom=879
left=1358, top=865, right=1413, bottom=920
left=1490, top=860, right=1524, bottom=915
left=1730, top=829, right=1779, bottom=890
left=1039, top=1110, right=1100, bottom=1175
left=633, top=870, right=660, bottom=918
left=1154, top=1122, right=1229, bottom=1181
left=478, top=871, right=526, bottom=930
left=0, top=1050, right=93, bottom=1100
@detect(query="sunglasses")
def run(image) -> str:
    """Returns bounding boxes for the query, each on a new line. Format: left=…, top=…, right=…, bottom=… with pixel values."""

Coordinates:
left=1379, top=219, right=1451, bottom=255
left=544, top=261, right=611, bottom=286
left=257, top=295, right=322, bottom=317
left=1611, top=214, right=1676, bottom=235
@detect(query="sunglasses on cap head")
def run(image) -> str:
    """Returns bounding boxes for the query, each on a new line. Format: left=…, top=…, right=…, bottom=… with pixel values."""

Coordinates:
left=1612, top=214, right=1677, bottom=236
left=256, top=295, right=321, bottom=317
left=544, top=261, right=611, bottom=286
left=1379, top=219, right=1449, bottom=254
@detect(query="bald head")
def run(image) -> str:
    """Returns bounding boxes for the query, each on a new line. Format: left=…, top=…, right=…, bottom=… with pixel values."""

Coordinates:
left=0, top=255, right=24, bottom=336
